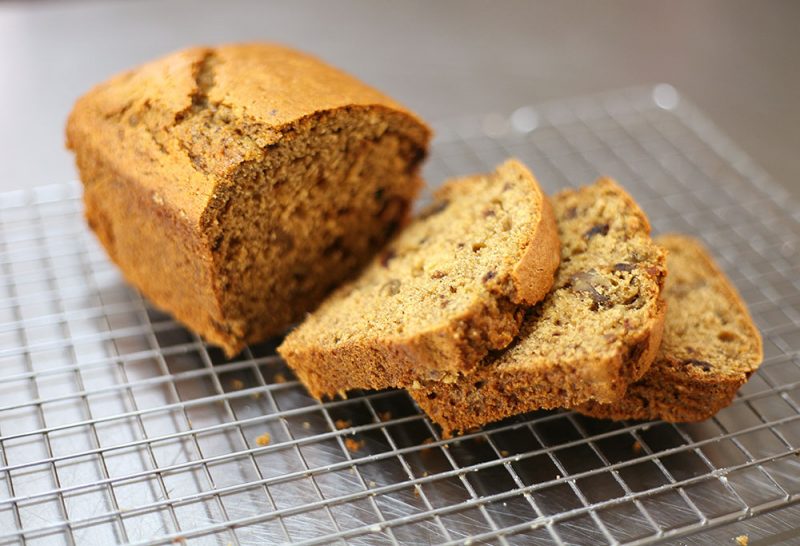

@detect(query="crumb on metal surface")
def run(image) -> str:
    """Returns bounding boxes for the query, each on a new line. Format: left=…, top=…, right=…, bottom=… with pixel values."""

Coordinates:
left=335, top=418, right=352, bottom=430
left=230, top=379, right=245, bottom=390
left=345, top=437, right=364, bottom=452
left=255, top=433, right=271, bottom=447
left=500, top=449, right=510, bottom=457
left=735, top=535, right=749, bottom=546
left=302, top=421, right=311, bottom=430
left=378, top=411, right=392, bottom=422
left=632, top=440, right=642, bottom=454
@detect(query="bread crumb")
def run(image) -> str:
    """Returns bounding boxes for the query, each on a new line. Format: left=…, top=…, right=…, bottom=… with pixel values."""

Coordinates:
left=368, top=480, right=377, bottom=488
left=230, top=379, right=245, bottom=390
left=250, top=392, right=262, bottom=400
left=255, top=433, right=271, bottom=447
left=500, top=450, right=510, bottom=457
left=302, top=421, right=311, bottom=430
left=274, top=372, right=287, bottom=384
left=735, top=535, right=748, bottom=546
left=345, top=437, right=364, bottom=452
left=421, top=437, right=435, bottom=454
left=334, top=419, right=351, bottom=430
left=378, top=411, right=392, bottom=422
left=423, top=471, right=429, bottom=477
left=632, top=440, right=642, bottom=454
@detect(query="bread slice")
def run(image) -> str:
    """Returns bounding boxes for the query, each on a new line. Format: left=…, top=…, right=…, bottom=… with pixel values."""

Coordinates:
left=577, top=234, right=763, bottom=421
left=67, top=43, right=431, bottom=356
left=409, top=179, right=667, bottom=436
left=278, top=159, right=561, bottom=398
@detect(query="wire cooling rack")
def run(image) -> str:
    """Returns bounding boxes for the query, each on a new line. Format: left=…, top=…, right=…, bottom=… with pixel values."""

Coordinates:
left=1, top=85, right=799, bottom=546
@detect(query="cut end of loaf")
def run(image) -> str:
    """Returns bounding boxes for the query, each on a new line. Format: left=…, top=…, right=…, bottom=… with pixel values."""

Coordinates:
left=206, top=107, right=429, bottom=356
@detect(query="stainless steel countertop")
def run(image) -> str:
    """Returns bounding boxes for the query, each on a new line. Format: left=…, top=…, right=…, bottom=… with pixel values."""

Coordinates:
left=0, top=0, right=798, bottom=197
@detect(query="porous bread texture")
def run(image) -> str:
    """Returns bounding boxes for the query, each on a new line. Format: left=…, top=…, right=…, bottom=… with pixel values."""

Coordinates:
left=66, top=43, right=431, bottom=356
left=278, top=159, right=561, bottom=397
left=577, top=234, right=764, bottom=421
left=410, top=178, right=667, bottom=436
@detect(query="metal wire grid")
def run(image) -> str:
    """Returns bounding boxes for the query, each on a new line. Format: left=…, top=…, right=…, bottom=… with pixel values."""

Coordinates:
left=0, top=85, right=798, bottom=546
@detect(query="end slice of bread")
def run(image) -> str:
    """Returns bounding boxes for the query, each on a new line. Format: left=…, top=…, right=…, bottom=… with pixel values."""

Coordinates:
left=577, top=234, right=764, bottom=422
left=278, top=159, right=561, bottom=398
left=409, top=179, right=667, bottom=436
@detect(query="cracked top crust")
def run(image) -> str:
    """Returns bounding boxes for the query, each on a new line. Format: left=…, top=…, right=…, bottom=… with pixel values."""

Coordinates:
left=66, top=43, right=430, bottom=225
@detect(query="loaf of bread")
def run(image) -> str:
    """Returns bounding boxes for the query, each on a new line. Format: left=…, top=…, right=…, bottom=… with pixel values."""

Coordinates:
left=278, top=159, right=561, bottom=398
left=66, top=43, right=431, bottom=356
left=577, top=234, right=763, bottom=421
left=409, top=179, right=667, bottom=436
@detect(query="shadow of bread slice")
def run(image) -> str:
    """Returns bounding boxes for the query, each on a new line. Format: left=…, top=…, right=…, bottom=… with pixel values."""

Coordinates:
left=409, top=178, right=667, bottom=436
left=67, top=43, right=431, bottom=357
left=577, top=234, right=763, bottom=422
left=278, top=159, right=561, bottom=398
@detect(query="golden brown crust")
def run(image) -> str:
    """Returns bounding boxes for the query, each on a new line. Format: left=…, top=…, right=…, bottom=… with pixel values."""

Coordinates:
left=67, top=43, right=431, bottom=355
left=411, top=299, right=667, bottom=437
left=577, top=234, right=763, bottom=422
left=284, top=291, right=527, bottom=399
left=279, top=159, right=561, bottom=396
left=511, top=188, right=562, bottom=305
left=408, top=179, right=667, bottom=436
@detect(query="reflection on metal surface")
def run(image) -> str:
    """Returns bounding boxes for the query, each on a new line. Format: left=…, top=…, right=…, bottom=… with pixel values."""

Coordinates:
left=0, top=86, right=798, bottom=545
left=510, top=106, right=539, bottom=134
left=652, top=83, right=680, bottom=111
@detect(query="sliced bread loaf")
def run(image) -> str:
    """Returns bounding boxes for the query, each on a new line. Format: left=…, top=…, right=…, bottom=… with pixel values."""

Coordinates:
left=409, top=178, right=667, bottom=435
left=577, top=234, right=763, bottom=421
left=67, top=43, right=431, bottom=356
left=278, top=159, right=561, bottom=398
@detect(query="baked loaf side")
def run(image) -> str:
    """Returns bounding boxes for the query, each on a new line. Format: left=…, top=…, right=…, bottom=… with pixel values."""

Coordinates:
left=278, top=159, right=561, bottom=398
left=577, top=234, right=764, bottom=421
left=410, top=179, right=667, bottom=436
left=67, top=43, right=431, bottom=356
